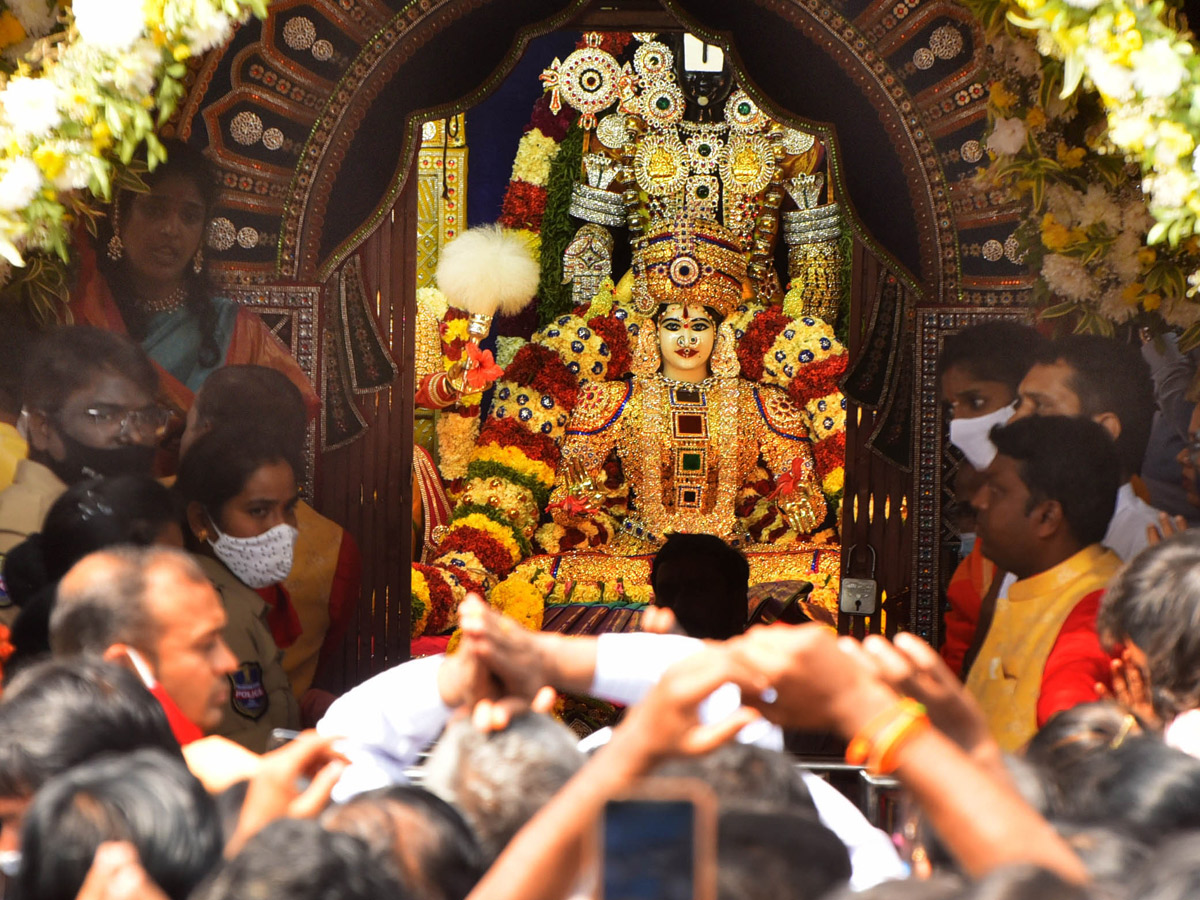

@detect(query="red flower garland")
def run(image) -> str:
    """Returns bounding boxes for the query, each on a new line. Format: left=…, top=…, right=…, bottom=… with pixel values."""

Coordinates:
left=478, top=417, right=561, bottom=468
left=441, top=526, right=518, bottom=576
left=504, top=343, right=579, bottom=409
left=737, top=309, right=791, bottom=382
left=413, top=564, right=458, bottom=635
left=814, top=432, right=847, bottom=478
left=588, top=314, right=631, bottom=380
left=786, top=354, right=849, bottom=407
left=499, top=181, right=548, bottom=231
left=528, top=93, right=574, bottom=143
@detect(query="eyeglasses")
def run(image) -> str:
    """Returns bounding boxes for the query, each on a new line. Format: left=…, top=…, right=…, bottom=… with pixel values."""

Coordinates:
left=78, top=404, right=172, bottom=439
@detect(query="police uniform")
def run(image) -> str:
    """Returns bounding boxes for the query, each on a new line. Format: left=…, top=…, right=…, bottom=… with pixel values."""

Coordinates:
left=196, top=555, right=300, bottom=753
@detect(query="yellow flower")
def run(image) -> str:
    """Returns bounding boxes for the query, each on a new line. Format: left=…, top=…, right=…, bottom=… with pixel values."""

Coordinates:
left=1156, top=121, right=1195, bottom=163
left=1143, top=293, right=1162, bottom=311
left=91, top=121, right=112, bottom=152
left=32, top=146, right=65, bottom=181
left=473, top=443, right=556, bottom=489
left=1137, top=247, right=1157, bottom=267
left=510, top=128, right=561, bottom=187
left=1025, top=106, right=1047, bottom=130
left=487, top=576, right=545, bottom=632
left=1041, top=213, right=1079, bottom=252
left=1055, top=141, right=1086, bottom=170
left=822, top=467, right=844, bottom=496
left=442, top=318, right=471, bottom=343
left=988, top=81, right=1018, bottom=113
left=0, top=12, right=26, bottom=49
left=173, top=44, right=191, bottom=62
left=514, top=228, right=541, bottom=260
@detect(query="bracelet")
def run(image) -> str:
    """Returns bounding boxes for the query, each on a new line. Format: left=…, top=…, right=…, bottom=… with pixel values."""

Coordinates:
left=844, top=698, right=929, bottom=775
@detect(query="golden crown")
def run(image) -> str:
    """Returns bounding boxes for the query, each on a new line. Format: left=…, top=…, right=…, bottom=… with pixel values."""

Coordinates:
left=633, top=217, right=749, bottom=320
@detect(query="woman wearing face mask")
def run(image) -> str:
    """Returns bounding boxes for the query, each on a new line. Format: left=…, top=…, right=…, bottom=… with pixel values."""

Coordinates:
left=937, top=321, right=1048, bottom=679
left=174, top=427, right=301, bottom=752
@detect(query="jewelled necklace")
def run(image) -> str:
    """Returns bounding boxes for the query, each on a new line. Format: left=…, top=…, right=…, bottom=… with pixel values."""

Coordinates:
left=656, top=372, right=720, bottom=390
left=139, top=287, right=188, bottom=315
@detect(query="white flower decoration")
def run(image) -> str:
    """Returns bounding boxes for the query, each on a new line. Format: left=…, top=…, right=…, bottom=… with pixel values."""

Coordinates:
left=2, top=76, right=62, bottom=139
left=0, top=158, right=43, bottom=212
left=986, top=116, right=1026, bottom=155
left=73, top=0, right=145, bottom=53
left=1131, top=41, right=1188, bottom=99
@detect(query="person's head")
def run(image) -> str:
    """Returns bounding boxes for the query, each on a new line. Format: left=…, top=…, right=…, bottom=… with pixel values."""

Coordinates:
left=653, top=743, right=815, bottom=815
left=938, top=321, right=1047, bottom=420
left=322, top=786, right=485, bottom=900
left=973, top=416, right=1119, bottom=578
left=1176, top=402, right=1200, bottom=508
left=181, top=365, right=307, bottom=459
left=176, top=427, right=301, bottom=589
left=1097, top=531, right=1200, bottom=722
left=38, top=476, right=183, bottom=582
left=0, top=657, right=179, bottom=853
left=651, top=534, right=750, bottom=640
left=49, top=547, right=237, bottom=732
left=0, top=306, right=35, bottom=423
left=192, top=819, right=411, bottom=900
left=1058, top=736, right=1200, bottom=840
left=1013, top=334, right=1154, bottom=478
left=716, top=810, right=851, bottom=900
left=1024, top=700, right=1142, bottom=817
left=421, top=712, right=585, bottom=862
left=21, top=327, right=163, bottom=484
left=15, top=748, right=221, bottom=900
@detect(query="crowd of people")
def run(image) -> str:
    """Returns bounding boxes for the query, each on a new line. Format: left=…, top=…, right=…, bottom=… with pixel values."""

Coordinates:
left=4, top=145, right=1200, bottom=899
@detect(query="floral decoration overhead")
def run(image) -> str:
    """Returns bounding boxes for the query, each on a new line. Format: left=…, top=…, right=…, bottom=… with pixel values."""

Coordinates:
left=0, top=0, right=269, bottom=320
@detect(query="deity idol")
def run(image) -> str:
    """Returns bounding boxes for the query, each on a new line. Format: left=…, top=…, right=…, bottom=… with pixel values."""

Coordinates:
left=537, top=218, right=829, bottom=556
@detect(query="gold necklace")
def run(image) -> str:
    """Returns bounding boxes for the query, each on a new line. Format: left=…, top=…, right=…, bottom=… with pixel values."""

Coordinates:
left=139, top=286, right=188, bottom=315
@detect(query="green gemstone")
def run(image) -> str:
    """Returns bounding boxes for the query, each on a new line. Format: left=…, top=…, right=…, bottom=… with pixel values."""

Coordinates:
left=656, top=96, right=671, bottom=110
left=696, top=185, right=710, bottom=198
left=738, top=101, right=751, bottom=115
left=681, top=452, right=703, bottom=472
left=698, top=143, right=711, bottom=156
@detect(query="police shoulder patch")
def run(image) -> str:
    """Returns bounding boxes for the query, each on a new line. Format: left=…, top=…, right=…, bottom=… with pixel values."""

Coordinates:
left=229, top=662, right=268, bottom=721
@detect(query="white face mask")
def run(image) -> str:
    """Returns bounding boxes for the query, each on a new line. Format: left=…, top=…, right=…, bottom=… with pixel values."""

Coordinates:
left=948, top=403, right=1015, bottom=470
left=0, top=849, right=20, bottom=878
left=208, top=521, right=298, bottom=589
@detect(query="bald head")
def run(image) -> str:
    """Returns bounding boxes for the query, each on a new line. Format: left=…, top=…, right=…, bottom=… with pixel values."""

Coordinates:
left=50, top=546, right=208, bottom=660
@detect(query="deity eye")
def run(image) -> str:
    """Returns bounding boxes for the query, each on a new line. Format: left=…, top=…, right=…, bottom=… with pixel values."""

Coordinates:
left=661, top=320, right=683, bottom=332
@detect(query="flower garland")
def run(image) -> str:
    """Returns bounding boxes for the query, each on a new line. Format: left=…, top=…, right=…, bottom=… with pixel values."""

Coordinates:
left=965, top=0, right=1200, bottom=344
left=0, top=0, right=269, bottom=319
left=409, top=568, right=431, bottom=638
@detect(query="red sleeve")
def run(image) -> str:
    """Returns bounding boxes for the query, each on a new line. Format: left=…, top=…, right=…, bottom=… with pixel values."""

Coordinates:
left=1036, top=589, right=1114, bottom=727
left=316, top=530, right=361, bottom=669
left=227, top=308, right=321, bottom=421
left=940, top=546, right=986, bottom=677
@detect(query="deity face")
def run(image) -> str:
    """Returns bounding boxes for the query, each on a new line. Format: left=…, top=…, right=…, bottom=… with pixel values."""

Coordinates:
left=658, top=304, right=716, bottom=382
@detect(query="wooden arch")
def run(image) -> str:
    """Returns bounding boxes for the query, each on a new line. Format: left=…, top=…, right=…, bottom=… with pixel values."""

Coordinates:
left=173, top=0, right=1031, bottom=682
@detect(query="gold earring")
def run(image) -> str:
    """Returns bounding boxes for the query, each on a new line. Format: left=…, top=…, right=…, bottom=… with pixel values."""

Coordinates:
left=192, top=248, right=204, bottom=274
left=631, top=322, right=662, bottom=376
left=710, top=322, right=740, bottom=379
left=107, top=233, right=124, bottom=261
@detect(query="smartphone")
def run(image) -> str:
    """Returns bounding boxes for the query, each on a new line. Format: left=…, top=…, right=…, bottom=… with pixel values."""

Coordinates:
left=600, top=778, right=716, bottom=900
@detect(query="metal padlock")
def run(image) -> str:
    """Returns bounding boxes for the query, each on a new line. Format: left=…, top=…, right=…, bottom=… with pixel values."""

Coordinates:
left=839, top=544, right=878, bottom=616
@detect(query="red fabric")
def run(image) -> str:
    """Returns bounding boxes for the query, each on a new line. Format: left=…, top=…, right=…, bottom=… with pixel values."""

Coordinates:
left=254, top=584, right=303, bottom=650
left=941, top=542, right=992, bottom=677
left=1036, top=589, right=1116, bottom=727
left=316, top=530, right=361, bottom=673
left=411, top=635, right=452, bottom=658
left=150, top=682, right=205, bottom=746
left=416, top=372, right=459, bottom=410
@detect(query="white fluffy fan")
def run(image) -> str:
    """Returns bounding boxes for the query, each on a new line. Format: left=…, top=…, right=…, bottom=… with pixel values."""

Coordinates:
left=435, top=225, right=539, bottom=317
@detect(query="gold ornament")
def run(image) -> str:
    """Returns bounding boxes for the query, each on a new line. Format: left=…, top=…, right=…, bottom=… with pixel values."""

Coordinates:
left=106, top=234, right=124, bottom=261
left=631, top=322, right=662, bottom=376
left=710, top=321, right=740, bottom=379
left=192, top=248, right=204, bottom=274
left=635, top=216, right=748, bottom=320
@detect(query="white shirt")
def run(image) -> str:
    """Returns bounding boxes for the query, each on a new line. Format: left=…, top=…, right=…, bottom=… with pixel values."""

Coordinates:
left=1103, top=482, right=1161, bottom=562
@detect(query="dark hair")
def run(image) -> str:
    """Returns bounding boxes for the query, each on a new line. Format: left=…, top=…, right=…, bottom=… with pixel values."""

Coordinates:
left=175, top=426, right=301, bottom=531
left=937, top=321, right=1048, bottom=392
left=194, top=365, right=307, bottom=453
left=1124, top=832, right=1200, bottom=900
left=651, top=533, right=750, bottom=640
left=0, top=304, right=36, bottom=416
left=1049, top=823, right=1150, bottom=891
left=0, top=657, right=179, bottom=799
left=1061, top=736, right=1200, bottom=840
left=21, top=326, right=159, bottom=414
left=717, top=810, right=851, bottom=900
left=956, top=864, right=1096, bottom=900
left=1038, top=334, right=1155, bottom=476
left=653, top=743, right=815, bottom=815
left=15, top=748, right=221, bottom=900
left=1025, top=701, right=1142, bottom=818
left=323, top=785, right=486, bottom=900
left=192, top=819, right=412, bottom=900
left=990, top=416, right=1120, bottom=547
left=98, top=140, right=221, bottom=369
left=1097, top=531, right=1200, bottom=721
